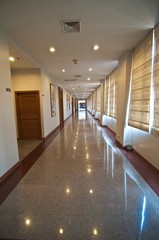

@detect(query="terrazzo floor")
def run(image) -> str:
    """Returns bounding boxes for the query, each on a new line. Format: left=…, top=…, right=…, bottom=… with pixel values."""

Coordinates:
left=0, top=112, right=159, bottom=240
left=18, top=139, right=43, bottom=161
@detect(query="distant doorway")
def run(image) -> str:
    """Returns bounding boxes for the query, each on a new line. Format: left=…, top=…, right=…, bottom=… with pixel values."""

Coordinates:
left=58, top=87, right=64, bottom=125
left=15, top=91, right=42, bottom=139
left=78, top=100, right=86, bottom=111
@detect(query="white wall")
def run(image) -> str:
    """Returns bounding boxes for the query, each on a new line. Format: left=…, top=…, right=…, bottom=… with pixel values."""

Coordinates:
left=0, top=30, right=19, bottom=177
left=102, top=115, right=117, bottom=133
left=11, top=68, right=44, bottom=137
left=125, top=126, right=159, bottom=169
left=41, top=70, right=60, bottom=138
left=63, top=90, right=73, bottom=120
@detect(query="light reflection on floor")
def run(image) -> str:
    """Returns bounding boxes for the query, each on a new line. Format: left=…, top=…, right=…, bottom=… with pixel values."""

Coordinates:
left=0, top=112, right=159, bottom=240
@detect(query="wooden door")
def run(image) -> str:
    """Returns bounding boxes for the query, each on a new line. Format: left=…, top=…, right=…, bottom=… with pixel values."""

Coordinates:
left=15, top=91, right=41, bottom=139
left=58, top=87, right=64, bottom=124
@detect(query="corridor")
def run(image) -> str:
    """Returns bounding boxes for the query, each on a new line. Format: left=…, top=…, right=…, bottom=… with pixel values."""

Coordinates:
left=0, top=112, right=159, bottom=240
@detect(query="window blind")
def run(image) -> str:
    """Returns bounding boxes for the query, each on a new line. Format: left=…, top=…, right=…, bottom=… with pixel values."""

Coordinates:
left=128, top=32, right=153, bottom=132
left=109, top=71, right=115, bottom=118
left=152, top=24, right=159, bottom=136
left=104, top=68, right=117, bottom=118
left=114, top=68, right=118, bottom=119
left=97, top=85, right=101, bottom=111
left=105, top=77, right=109, bottom=115
left=92, top=91, right=96, bottom=110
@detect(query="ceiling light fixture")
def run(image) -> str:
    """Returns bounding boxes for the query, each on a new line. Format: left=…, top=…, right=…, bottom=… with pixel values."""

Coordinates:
left=87, top=78, right=90, bottom=81
left=93, top=45, right=99, bottom=51
left=50, top=47, right=55, bottom=53
left=93, top=228, right=98, bottom=235
left=9, top=56, right=15, bottom=62
left=89, top=68, right=92, bottom=71
left=59, top=228, right=64, bottom=234
left=62, top=69, right=65, bottom=72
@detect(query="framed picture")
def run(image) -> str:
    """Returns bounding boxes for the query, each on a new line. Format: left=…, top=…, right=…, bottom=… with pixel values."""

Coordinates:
left=66, top=93, right=69, bottom=111
left=50, top=83, right=56, bottom=117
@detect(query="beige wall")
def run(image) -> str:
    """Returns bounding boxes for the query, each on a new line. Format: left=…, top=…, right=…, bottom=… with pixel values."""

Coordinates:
left=116, top=51, right=132, bottom=145
left=0, top=30, right=19, bottom=177
left=11, top=68, right=44, bottom=138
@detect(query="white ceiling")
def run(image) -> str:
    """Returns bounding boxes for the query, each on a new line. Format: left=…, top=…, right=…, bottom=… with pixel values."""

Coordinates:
left=0, top=0, right=159, bottom=99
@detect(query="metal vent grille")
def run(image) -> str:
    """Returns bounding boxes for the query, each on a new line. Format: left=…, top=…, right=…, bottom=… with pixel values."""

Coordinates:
left=61, top=20, right=81, bottom=33
left=74, top=75, right=81, bottom=78
left=64, top=79, right=77, bottom=82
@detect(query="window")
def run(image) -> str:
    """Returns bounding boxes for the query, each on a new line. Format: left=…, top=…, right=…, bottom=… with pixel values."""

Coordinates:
left=128, top=32, right=153, bottom=132
left=96, top=85, right=101, bottom=111
left=105, top=76, right=109, bottom=115
left=104, top=68, right=118, bottom=119
left=151, top=24, right=159, bottom=136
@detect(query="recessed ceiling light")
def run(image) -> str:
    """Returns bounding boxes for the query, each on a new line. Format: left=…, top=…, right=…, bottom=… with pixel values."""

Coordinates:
left=9, top=56, right=15, bottom=62
left=89, top=68, right=92, bottom=71
left=50, top=47, right=55, bottom=53
left=93, top=45, right=99, bottom=51
left=93, top=228, right=98, bottom=235
left=89, top=189, right=93, bottom=194
left=59, top=228, right=64, bottom=234
left=25, top=218, right=31, bottom=225
left=87, top=78, right=90, bottom=81
left=62, top=69, right=65, bottom=72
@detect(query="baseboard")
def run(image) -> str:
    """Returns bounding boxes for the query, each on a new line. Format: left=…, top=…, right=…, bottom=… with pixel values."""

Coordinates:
left=0, top=161, right=21, bottom=186
left=133, top=149, right=159, bottom=175
left=116, top=139, right=123, bottom=148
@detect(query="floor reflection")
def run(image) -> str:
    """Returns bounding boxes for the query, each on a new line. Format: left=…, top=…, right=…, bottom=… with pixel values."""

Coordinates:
left=0, top=112, right=159, bottom=240
left=78, top=110, right=87, bottom=120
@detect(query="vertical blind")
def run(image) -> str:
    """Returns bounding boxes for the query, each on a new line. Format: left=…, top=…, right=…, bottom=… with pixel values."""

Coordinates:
left=97, top=85, right=101, bottom=111
left=152, top=24, right=159, bottom=136
left=128, top=32, right=153, bottom=132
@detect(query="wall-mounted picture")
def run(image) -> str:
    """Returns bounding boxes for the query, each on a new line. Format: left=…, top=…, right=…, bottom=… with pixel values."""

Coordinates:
left=69, top=95, right=70, bottom=109
left=50, top=83, right=56, bottom=117
left=66, top=93, right=69, bottom=111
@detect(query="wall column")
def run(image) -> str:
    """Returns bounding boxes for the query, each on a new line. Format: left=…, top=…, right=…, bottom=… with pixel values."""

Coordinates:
left=116, top=50, right=132, bottom=147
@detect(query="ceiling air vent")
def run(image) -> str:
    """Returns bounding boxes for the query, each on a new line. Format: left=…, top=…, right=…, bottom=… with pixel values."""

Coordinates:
left=61, top=20, right=81, bottom=33
left=74, top=75, right=81, bottom=78
left=64, top=79, right=77, bottom=82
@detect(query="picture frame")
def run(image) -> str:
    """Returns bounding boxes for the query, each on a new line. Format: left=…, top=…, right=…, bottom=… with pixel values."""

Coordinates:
left=50, top=83, right=56, bottom=117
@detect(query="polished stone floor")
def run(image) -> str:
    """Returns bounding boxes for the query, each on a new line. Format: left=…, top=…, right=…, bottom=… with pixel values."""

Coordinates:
left=18, top=139, right=43, bottom=161
left=0, top=112, right=159, bottom=240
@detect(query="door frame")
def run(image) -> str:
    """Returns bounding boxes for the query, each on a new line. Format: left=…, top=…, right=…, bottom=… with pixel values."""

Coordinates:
left=15, top=90, right=42, bottom=139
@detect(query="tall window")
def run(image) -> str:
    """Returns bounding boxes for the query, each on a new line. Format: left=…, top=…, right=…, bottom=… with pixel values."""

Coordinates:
left=104, top=68, right=118, bottom=119
left=114, top=68, right=118, bottom=119
left=109, top=71, right=115, bottom=118
left=92, top=91, right=96, bottom=110
left=105, top=76, right=109, bottom=115
left=97, top=85, right=101, bottom=111
left=128, top=32, right=153, bottom=132
left=151, top=24, right=159, bottom=136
